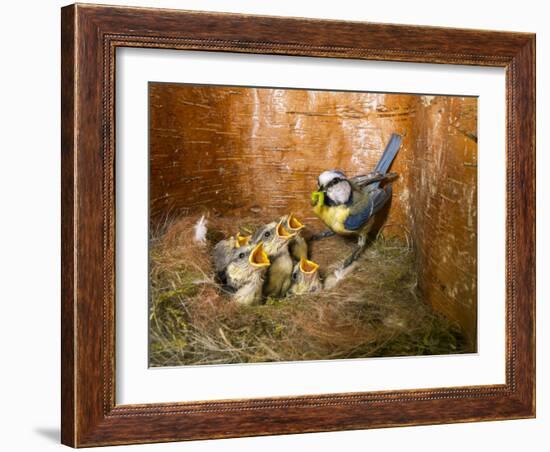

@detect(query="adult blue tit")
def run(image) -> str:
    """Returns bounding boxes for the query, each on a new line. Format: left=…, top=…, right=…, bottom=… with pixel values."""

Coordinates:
left=310, top=133, right=402, bottom=267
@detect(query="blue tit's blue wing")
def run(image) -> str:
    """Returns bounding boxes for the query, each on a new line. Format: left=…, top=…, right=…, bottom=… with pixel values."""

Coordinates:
left=344, top=186, right=392, bottom=231
left=348, top=134, right=402, bottom=190
left=350, top=172, right=398, bottom=188
left=350, top=174, right=377, bottom=187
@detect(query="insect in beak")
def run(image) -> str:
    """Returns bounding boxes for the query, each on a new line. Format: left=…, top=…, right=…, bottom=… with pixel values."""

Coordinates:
left=249, top=242, right=270, bottom=268
left=311, top=191, right=324, bottom=207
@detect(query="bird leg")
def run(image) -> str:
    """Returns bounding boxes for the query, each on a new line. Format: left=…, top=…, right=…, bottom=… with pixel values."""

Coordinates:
left=308, top=229, right=336, bottom=242
left=343, top=234, right=368, bottom=268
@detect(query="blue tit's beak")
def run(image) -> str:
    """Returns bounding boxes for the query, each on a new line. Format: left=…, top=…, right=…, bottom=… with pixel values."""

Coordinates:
left=287, top=213, right=305, bottom=231
left=249, top=242, right=270, bottom=268
left=299, top=257, right=319, bottom=274
left=236, top=233, right=251, bottom=248
left=311, top=191, right=325, bottom=207
left=276, top=220, right=295, bottom=240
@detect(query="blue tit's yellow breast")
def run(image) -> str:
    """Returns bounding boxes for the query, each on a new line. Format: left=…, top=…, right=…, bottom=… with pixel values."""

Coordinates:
left=313, top=204, right=353, bottom=235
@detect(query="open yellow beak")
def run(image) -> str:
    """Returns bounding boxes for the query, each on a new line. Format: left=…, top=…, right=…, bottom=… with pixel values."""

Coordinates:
left=235, top=233, right=251, bottom=248
left=287, top=213, right=305, bottom=232
left=276, top=220, right=295, bottom=240
left=249, top=242, right=270, bottom=268
left=299, top=257, right=319, bottom=274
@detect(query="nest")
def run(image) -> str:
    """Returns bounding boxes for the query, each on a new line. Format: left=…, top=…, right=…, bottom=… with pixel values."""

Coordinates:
left=149, top=214, right=469, bottom=366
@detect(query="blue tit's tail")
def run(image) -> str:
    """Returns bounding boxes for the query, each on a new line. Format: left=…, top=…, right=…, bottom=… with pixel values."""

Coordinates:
left=368, top=133, right=402, bottom=189
left=374, top=133, right=401, bottom=174
left=374, top=133, right=402, bottom=175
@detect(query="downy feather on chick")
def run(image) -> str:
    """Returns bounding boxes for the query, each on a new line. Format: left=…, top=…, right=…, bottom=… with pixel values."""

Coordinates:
left=193, top=215, right=208, bottom=245
left=281, top=213, right=308, bottom=261
left=224, top=242, right=270, bottom=305
left=252, top=220, right=296, bottom=298
left=288, top=257, right=323, bottom=295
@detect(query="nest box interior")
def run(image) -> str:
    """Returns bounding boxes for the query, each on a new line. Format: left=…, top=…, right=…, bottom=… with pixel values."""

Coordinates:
left=149, top=83, right=478, bottom=346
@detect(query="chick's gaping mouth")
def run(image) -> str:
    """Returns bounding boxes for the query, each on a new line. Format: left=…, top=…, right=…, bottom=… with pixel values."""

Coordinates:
left=276, top=221, right=295, bottom=240
left=236, top=233, right=251, bottom=247
left=249, top=242, right=270, bottom=268
left=300, top=257, right=319, bottom=274
left=287, top=213, right=304, bottom=231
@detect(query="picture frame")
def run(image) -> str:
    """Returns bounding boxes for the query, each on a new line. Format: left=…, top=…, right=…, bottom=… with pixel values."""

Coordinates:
left=61, top=3, right=535, bottom=447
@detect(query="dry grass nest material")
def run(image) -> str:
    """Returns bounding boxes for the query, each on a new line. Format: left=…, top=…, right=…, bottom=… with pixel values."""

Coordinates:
left=149, top=215, right=469, bottom=366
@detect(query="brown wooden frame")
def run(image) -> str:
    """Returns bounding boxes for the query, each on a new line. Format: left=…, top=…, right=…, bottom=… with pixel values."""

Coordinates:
left=61, top=3, right=535, bottom=447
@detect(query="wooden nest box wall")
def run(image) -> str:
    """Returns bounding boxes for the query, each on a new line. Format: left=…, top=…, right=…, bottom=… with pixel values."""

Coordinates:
left=149, top=83, right=478, bottom=347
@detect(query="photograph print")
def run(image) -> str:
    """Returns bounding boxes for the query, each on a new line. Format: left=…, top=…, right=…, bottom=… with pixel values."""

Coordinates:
left=148, top=82, right=478, bottom=367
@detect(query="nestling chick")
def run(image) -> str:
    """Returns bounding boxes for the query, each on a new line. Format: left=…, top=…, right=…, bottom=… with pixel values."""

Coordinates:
left=225, top=241, right=267, bottom=290
left=252, top=220, right=296, bottom=298
left=281, top=213, right=308, bottom=261
left=288, top=257, right=323, bottom=295
left=224, top=242, right=270, bottom=305
left=212, top=232, right=251, bottom=280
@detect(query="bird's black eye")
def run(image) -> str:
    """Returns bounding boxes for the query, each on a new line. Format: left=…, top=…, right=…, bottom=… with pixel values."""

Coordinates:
left=239, top=252, right=245, bottom=259
left=292, top=271, right=298, bottom=281
left=327, top=177, right=344, bottom=188
left=264, top=231, right=270, bottom=238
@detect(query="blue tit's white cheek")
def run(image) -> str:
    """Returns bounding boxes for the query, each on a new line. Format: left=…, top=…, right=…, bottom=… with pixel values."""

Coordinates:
left=327, top=180, right=351, bottom=204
